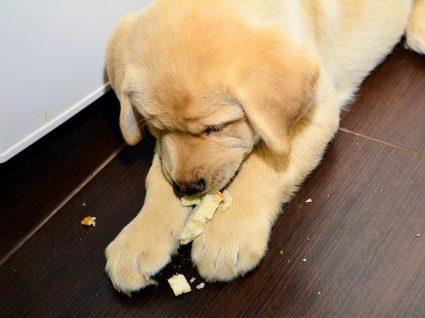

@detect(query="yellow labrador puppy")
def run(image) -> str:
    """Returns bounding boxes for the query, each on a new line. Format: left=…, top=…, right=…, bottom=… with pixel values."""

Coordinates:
left=105, top=0, right=425, bottom=294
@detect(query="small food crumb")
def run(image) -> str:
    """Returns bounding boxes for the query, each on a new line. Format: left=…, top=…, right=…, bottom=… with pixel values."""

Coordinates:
left=167, top=274, right=191, bottom=296
left=196, top=282, right=205, bottom=290
left=318, top=291, right=321, bottom=295
left=190, top=277, right=196, bottom=283
left=81, top=216, right=96, bottom=227
left=279, top=250, right=284, bottom=255
left=82, top=202, right=87, bottom=207
left=305, top=198, right=312, bottom=203
left=416, top=234, right=421, bottom=237
left=302, top=258, right=307, bottom=262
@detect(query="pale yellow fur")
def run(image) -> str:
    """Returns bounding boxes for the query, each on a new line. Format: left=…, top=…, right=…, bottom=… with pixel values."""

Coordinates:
left=105, top=0, right=424, bottom=295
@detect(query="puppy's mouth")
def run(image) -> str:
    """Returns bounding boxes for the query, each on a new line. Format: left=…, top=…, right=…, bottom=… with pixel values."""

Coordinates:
left=171, top=168, right=239, bottom=198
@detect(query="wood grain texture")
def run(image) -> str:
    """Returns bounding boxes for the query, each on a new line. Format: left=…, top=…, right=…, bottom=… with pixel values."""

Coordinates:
left=0, top=91, right=123, bottom=258
left=341, top=45, right=425, bottom=153
left=1, top=133, right=424, bottom=318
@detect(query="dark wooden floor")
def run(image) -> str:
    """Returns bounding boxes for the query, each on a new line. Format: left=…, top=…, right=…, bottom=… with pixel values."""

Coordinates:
left=0, top=45, right=424, bottom=318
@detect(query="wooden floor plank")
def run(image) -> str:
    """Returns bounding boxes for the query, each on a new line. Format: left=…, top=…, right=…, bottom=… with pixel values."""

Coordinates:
left=341, top=45, right=425, bottom=153
left=0, top=91, right=123, bottom=259
left=1, top=132, right=423, bottom=318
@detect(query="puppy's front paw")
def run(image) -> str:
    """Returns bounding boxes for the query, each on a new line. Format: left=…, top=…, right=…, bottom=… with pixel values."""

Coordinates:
left=105, top=222, right=177, bottom=295
left=191, top=209, right=270, bottom=282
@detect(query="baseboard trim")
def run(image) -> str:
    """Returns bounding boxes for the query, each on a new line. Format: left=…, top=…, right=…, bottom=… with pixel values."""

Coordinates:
left=0, top=83, right=111, bottom=163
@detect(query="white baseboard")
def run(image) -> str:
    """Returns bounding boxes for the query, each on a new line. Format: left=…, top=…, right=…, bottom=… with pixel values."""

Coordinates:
left=0, top=83, right=111, bottom=163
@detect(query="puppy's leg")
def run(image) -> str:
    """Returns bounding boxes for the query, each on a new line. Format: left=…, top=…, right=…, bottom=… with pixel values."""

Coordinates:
left=406, top=0, right=425, bottom=54
left=192, top=81, right=340, bottom=282
left=105, top=154, right=188, bottom=295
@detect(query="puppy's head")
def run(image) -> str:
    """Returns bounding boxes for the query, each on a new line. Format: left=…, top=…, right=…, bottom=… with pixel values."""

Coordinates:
left=107, top=3, right=319, bottom=195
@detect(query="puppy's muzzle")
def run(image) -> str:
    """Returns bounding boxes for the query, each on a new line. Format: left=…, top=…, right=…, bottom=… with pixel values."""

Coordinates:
left=173, top=178, right=206, bottom=196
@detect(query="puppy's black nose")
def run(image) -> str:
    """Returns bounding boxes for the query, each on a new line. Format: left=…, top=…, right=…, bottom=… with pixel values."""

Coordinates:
left=173, top=179, right=206, bottom=196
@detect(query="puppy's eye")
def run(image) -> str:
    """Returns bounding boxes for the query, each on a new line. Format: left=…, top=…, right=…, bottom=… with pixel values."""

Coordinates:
left=204, top=125, right=223, bottom=136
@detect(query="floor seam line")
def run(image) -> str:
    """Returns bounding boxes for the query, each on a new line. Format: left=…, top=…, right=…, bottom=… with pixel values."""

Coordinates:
left=0, top=143, right=126, bottom=267
left=338, top=128, right=425, bottom=158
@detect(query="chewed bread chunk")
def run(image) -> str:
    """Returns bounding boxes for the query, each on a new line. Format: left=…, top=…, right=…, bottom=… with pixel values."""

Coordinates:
left=81, top=216, right=96, bottom=227
left=180, top=191, right=232, bottom=245
left=179, top=192, right=224, bottom=244
left=180, top=194, right=202, bottom=207
left=167, top=274, right=191, bottom=296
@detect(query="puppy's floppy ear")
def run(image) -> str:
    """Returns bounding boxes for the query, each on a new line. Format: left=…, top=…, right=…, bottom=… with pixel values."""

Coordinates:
left=116, top=93, right=143, bottom=145
left=233, top=28, right=319, bottom=156
left=106, top=13, right=144, bottom=145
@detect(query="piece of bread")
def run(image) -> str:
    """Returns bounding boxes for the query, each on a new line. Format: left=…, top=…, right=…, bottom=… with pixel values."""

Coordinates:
left=180, top=194, right=202, bottom=207
left=179, top=191, right=232, bottom=245
left=167, top=274, right=191, bottom=296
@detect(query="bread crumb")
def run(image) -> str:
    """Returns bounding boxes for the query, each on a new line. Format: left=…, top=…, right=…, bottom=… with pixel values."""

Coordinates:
left=81, top=216, right=96, bottom=227
left=167, top=274, right=191, bottom=296
left=196, top=282, right=205, bottom=290
left=190, top=277, right=196, bottom=283
left=305, top=198, right=312, bottom=203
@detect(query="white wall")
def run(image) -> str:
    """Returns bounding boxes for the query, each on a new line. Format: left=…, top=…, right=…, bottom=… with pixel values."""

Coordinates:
left=0, top=0, right=152, bottom=163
